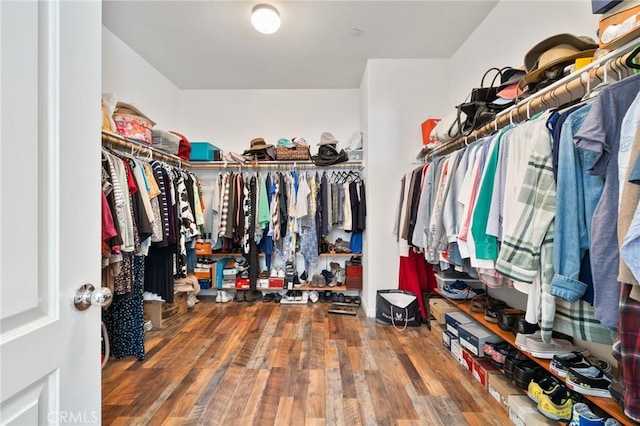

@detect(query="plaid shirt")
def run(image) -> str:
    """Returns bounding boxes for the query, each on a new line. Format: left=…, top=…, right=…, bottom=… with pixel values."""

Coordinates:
left=613, top=284, right=640, bottom=422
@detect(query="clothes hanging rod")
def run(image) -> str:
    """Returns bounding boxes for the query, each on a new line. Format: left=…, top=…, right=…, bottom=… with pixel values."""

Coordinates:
left=427, top=36, right=640, bottom=159
left=188, top=160, right=365, bottom=170
left=101, top=130, right=187, bottom=167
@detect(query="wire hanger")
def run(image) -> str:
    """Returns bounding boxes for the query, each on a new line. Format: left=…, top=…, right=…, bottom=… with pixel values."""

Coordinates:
left=625, top=44, right=640, bottom=70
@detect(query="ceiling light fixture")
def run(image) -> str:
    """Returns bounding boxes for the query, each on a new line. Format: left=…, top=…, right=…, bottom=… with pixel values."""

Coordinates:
left=251, top=4, right=281, bottom=35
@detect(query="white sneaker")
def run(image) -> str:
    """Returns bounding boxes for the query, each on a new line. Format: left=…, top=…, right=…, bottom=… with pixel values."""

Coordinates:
left=143, top=320, right=153, bottom=332
left=302, top=291, right=309, bottom=303
left=215, top=291, right=221, bottom=303
left=277, top=268, right=285, bottom=278
left=270, top=269, right=278, bottom=278
left=219, top=291, right=233, bottom=303
left=309, top=291, right=319, bottom=303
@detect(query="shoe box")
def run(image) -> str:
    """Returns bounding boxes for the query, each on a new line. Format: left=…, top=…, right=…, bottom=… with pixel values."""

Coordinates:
left=442, top=329, right=458, bottom=350
left=457, top=323, right=503, bottom=357
left=235, top=277, right=250, bottom=289
left=450, top=339, right=463, bottom=364
left=460, top=348, right=476, bottom=372
left=257, top=278, right=270, bottom=289
left=429, top=298, right=460, bottom=324
left=472, top=358, right=500, bottom=389
left=221, top=268, right=237, bottom=289
left=195, top=242, right=213, bottom=256
left=144, top=291, right=188, bottom=329
left=508, top=395, right=537, bottom=426
left=488, top=373, right=521, bottom=412
left=269, top=277, right=284, bottom=288
left=445, top=311, right=475, bottom=337
left=345, top=261, right=362, bottom=290
left=523, top=411, right=556, bottom=426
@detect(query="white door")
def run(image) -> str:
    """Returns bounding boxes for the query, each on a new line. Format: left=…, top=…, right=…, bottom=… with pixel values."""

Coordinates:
left=1, top=1, right=102, bottom=425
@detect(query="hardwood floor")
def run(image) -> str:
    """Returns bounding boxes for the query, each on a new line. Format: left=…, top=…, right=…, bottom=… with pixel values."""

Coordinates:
left=102, top=298, right=510, bottom=425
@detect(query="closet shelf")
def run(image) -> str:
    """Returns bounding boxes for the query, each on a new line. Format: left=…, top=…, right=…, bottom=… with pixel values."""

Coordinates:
left=427, top=36, right=640, bottom=160
left=188, top=160, right=364, bottom=170
left=433, top=289, right=633, bottom=425
left=202, top=252, right=360, bottom=258
left=102, top=130, right=187, bottom=166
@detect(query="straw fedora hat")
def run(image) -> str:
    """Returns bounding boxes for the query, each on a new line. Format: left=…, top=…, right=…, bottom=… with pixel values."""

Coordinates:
left=518, top=34, right=598, bottom=89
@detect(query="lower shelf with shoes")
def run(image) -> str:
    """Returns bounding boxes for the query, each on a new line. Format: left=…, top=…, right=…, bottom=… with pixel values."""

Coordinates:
left=433, top=288, right=633, bottom=425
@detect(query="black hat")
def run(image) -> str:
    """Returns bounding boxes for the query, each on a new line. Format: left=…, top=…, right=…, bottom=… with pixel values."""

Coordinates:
left=311, top=144, right=348, bottom=166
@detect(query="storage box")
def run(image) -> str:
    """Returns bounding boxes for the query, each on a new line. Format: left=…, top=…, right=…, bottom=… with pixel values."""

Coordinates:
left=488, top=373, right=522, bottom=412
left=195, top=242, right=212, bottom=256
left=194, top=269, right=213, bottom=280
left=442, top=330, right=457, bottom=350
left=458, top=323, right=503, bottom=357
left=190, top=142, right=221, bottom=161
left=347, top=149, right=363, bottom=161
left=599, top=4, right=640, bottom=49
left=143, top=292, right=187, bottom=329
left=257, top=278, right=270, bottom=289
left=435, top=274, right=482, bottom=291
left=236, top=277, right=250, bottom=289
left=113, top=113, right=153, bottom=144
left=345, top=262, right=362, bottom=277
left=524, top=411, right=557, bottom=425
left=461, top=348, right=476, bottom=372
left=508, top=395, right=537, bottom=426
left=429, top=298, right=460, bottom=324
left=198, top=279, right=212, bottom=289
left=269, top=277, right=284, bottom=288
left=275, top=146, right=310, bottom=161
left=445, top=311, right=475, bottom=337
left=472, top=358, right=500, bottom=389
left=345, top=276, right=362, bottom=290
left=450, top=340, right=463, bottom=363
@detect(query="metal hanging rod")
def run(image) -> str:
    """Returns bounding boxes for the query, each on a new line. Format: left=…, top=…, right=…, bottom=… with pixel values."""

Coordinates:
left=101, top=131, right=187, bottom=167
left=427, top=36, right=640, bottom=160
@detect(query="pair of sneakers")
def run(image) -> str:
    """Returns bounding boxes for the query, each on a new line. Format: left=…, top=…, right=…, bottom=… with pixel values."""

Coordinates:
left=270, top=268, right=286, bottom=278
left=569, top=403, right=622, bottom=425
left=215, top=290, right=233, bottom=303
left=528, top=375, right=574, bottom=421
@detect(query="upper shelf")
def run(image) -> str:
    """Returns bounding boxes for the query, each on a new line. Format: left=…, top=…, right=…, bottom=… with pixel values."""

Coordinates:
left=101, top=131, right=364, bottom=170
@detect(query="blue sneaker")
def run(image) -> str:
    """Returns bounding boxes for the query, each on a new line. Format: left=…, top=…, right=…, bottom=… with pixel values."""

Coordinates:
left=569, top=403, right=607, bottom=425
left=440, top=280, right=484, bottom=300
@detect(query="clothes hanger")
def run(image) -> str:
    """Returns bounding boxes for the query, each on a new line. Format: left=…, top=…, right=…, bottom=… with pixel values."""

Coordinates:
left=625, top=44, right=640, bottom=70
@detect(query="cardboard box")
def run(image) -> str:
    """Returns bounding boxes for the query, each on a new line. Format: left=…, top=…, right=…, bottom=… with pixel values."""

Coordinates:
left=451, top=340, right=463, bottom=363
left=236, top=277, right=250, bottom=289
left=488, top=373, right=522, bottom=412
left=599, top=4, right=640, bottom=49
left=445, top=311, right=475, bottom=337
left=458, top=323, right=503, bottom=357
left=508, top=395, right=537, bottom=426
left=345, top=276, right=362, bottom=290
left=472, top=358, right=500, bottom=389
left=195, top=242, right=212, bottom=256
left=429, top=298, right=460, bottom=324
left=442, top=330, right=458, bottom=350
left=257, top=278, right=270, bottom=289
left=143, top=292, right=187, bottom=329
left=524, top=411, right=557, bottom=425
left=269, top=277, right=284, bottom=288
left=461, top=348, right=476, bottom=372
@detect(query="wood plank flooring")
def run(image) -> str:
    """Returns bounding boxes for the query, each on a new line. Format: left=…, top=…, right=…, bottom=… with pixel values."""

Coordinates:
left=102, top=298, right=510, bottom=425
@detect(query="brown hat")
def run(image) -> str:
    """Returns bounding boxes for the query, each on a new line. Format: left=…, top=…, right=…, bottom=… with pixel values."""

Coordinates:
left=246, top=137, right=273, bottom=151
left=518, top=34, right=598, bottom=89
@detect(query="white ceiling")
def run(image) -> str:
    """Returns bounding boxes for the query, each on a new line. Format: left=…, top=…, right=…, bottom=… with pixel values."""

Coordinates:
left=103, top=1, right=498, bottom=89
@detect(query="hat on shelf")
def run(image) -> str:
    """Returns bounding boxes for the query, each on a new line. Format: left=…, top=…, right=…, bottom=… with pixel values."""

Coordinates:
left=346, top=131, right=363, bottom=151
left=318, top=132, right=339, bottom=146
left=292, top=137, right=308, bottom=147
left=277, top=138, right=295, bottom=148
left=518, top=34, right=598, bottom=91
left=311, top=144, right=348, bottom=166
left=246, top=137, right=273, bottom=152
left=495, top=68, right=526, bottom=100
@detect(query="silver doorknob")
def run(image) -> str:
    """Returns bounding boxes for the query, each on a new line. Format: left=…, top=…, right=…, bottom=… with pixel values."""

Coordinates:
left=73, top=283, right=113, bottom=311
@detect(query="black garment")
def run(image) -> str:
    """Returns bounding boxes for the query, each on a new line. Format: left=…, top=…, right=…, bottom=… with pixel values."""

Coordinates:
left=407, top=167, right=423, bottom=247
left=320, top=173, right=329, bottom=237
left=349, top=180, right=359, bottom=234
left=150, top=164, right=169, bottom=247
left=249, top=176, right=259, bottom=290
left=184, top=172, right=197, bottom=225
left=103, top=255, right=145, bottom=360
left=236, top=174, right=245, bottom=242
left=225, top=172, right=237, bottom=239
left=358, top=181, right=366, bottom=232
left=279, top=173, right=288, bottom=239
left=145, top=245, right=176, bottom=303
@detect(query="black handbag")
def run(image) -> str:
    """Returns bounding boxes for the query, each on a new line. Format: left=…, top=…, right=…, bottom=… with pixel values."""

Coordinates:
left=375, top=290, right=421, bottom=330
left=456, top=67, right=508, bottom=136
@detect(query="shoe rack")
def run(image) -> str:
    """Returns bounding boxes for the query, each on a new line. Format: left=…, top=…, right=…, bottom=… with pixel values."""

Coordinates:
left=432, top=288, right=633, bottom=425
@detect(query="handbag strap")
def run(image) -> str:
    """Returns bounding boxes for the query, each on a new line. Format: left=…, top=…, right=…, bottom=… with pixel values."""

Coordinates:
left=390, top=306, right=409, bottom=332
left=480, top=67, right=503, bottom=88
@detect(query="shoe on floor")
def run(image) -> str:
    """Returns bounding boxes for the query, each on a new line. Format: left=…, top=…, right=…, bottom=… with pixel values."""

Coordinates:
left=537, top=385, right=574, bottom=421
left=565, top=366, right=612, bottom=398
left=219, top=290, right=233, bottom=303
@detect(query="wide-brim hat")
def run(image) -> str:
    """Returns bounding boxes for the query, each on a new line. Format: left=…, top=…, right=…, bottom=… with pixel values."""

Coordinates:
left=518, top=34, right=598, bottom=89
left=246, top=137, right=273, bottom=151
left=318, top=132, right=339, bottom=146
left=311, top=144, right=348, bottom=166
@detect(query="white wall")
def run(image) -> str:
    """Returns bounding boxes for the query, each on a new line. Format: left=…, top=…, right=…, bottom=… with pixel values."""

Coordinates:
left=102, top=26, right=180, bottom=130
left=178, top=89, right=360, bottom=153
left=447, top=0, right=598, bottom=108
left=361, top=59, right=450, bottom=316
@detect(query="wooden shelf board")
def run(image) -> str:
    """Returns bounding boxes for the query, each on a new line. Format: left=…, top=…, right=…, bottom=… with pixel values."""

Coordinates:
left=433, top=289, right=634, bottom=425
left=203, top=252, right=360, bottom=257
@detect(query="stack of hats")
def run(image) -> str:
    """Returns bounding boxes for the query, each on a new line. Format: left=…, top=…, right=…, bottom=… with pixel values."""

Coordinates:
left=311, top=132, right=349, bottom=166
left=242, top=137, right=276, bottom=161
left=490, top=67, right=527, bottom=108
left=518, top=33, right=598, bottom=94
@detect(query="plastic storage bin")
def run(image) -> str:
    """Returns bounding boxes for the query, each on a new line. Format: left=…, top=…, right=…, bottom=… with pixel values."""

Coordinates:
left=190, top=142, right=220, bottom=161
